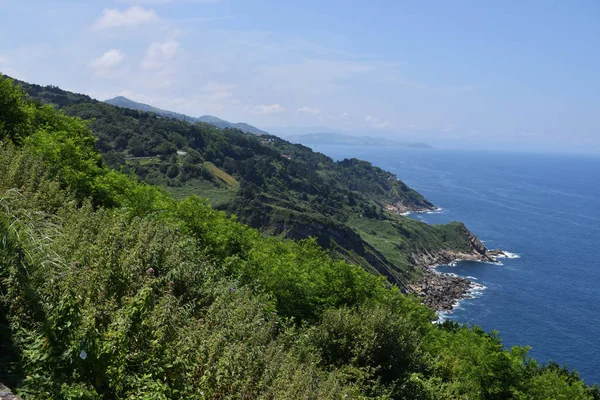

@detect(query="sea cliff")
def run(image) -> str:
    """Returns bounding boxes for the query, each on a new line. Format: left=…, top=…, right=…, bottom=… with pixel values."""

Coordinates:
left=407, top=224, right=505, bottom=311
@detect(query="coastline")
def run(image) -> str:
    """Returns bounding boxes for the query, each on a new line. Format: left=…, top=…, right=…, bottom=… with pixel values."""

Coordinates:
left=388, top=203, right=509, bottom=313
left=400, top=206, right=444, bottom=217
left=408, top=250, right=500, bottom=312
left=409, top=246, right=520, bottom=313
left=385, top=202, right=440, bottom=215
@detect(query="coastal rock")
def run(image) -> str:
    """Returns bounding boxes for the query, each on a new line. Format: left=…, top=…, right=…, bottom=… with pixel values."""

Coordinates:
left=486, top=249, right=506, bottom=257
left=385, top=202, right=437, bottom=215
left=409, top=270, right=473, bottom=311
left=406, top=224, right=501, bottom=311
left=456, top=222, right=495, bottom=260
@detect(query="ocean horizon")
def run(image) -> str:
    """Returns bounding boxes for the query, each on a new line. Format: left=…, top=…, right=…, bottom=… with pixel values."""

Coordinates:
left=309, top=145, right=600, bottom=384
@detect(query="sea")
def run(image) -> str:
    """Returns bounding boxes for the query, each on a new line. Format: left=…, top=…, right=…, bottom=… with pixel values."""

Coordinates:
left=309, top=145, right=600, bottom=384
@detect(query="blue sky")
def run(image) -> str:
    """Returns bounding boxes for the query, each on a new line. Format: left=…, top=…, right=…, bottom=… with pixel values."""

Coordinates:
left=0, top=0, right=599, bottom=152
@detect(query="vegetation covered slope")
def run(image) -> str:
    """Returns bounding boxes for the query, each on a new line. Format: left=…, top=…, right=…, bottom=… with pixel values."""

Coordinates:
left=15, top=77, right=479, bottom=287
left=0, top=74, right=597, bottom=399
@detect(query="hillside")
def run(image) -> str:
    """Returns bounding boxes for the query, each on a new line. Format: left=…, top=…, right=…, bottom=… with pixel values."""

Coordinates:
left=104, top=96, right=269, bottom=135
left=19, top=77, right=488, bottom=297
left=286, top=132, right=432, bottom=148
left=1, top=73, right=598, bottom=399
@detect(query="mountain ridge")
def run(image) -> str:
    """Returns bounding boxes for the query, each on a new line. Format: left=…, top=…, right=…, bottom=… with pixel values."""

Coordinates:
left=104, top=95, right=269, bottom=135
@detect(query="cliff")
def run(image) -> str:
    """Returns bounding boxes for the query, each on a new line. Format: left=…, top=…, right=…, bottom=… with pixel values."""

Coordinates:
left=407, top=223, right=504, bottom=311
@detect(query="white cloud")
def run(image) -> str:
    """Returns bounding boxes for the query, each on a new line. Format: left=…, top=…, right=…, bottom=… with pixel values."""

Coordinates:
left=365, top=115, right=392, bottom=129
left=254, top=104, right=285, bottom=114
left=89, top=49, right=126, bottom=75
left=92, top=6, right=158, bottom=30
left=0, top=56, right=8, bottom=64
left=296, top=106, right=320, bottom=116
left=141, top=40, right=180, bottom=69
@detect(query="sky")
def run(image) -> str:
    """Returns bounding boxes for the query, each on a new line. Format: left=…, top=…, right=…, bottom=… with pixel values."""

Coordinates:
left=0, top=0, right=599, bottom=152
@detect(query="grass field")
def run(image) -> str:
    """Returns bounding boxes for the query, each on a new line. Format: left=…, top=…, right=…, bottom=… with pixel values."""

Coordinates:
left=165, top=179, right=237, bottom=209
left=203, top=162, right=239, bottom=188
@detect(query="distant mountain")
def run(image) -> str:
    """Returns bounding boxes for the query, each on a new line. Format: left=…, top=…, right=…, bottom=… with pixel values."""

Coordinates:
left=286, top=132, right=432, bottom=149
left=266, top=126, right=341, bottom=136
left=104, top=96, right=268, bottom=135
left=195, top=115, right=269, bottom=135
left=105, top=96, right=195, bottom=121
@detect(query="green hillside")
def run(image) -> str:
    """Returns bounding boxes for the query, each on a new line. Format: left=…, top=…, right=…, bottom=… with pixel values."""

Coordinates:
left=1, top=73, right=598, bottom=399
left=14, top=77, right=484, bottom=289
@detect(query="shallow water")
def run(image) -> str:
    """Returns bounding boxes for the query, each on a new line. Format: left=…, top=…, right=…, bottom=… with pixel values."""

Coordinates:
left=310, top=145, right=600, bottom=384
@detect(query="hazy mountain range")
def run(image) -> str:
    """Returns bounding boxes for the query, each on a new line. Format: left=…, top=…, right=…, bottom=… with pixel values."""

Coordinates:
left=104, top=96, right=269, bottom=135
left=104, top=96, right=431, bottom=149
left=286, top=132, right=432, bottom=149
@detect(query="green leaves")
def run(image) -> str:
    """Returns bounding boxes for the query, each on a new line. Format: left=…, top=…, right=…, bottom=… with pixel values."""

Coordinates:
left=0, top=74, right=35, bottom=145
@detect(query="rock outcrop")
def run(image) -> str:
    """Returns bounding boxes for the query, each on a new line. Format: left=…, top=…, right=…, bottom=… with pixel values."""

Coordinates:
left=407, top=224, right=506, bottom=311
left=385, top=202, right=438, bottom=215
left=0, top=384, right=21, bottom=400
left=409, top=270, right=474, bottom=311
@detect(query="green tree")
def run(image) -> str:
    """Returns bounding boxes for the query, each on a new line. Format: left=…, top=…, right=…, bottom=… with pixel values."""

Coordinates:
left=0, top=74, right=33, bottom=144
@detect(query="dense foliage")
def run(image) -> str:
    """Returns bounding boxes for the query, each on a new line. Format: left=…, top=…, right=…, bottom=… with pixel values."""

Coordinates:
left=1, top=74, right=598, bottom=399
left=16, top=77, right=479, bottom=287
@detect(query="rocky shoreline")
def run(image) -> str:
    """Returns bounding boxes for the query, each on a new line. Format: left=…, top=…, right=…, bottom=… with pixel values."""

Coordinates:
left=387, top=203, right=506, bottom=312
left=407, top=247, right=507, bottom=311
left=406, top=222, right=506, bottom=311
left=385, top=202, right=439, bottom=215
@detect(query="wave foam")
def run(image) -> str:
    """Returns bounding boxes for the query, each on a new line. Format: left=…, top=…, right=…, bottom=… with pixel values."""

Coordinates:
left=426, top=207, right=444, bottom=214
left=497, top=251, right=521, bottom=259
left=403, top=207, right=444, bottom=217
left=433, top=279, right=488, bottom=323
left=469, top=283, right=488, bottom=297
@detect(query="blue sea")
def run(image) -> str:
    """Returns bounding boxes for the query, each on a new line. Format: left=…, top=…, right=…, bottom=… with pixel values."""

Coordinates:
left=310, top=145, right=600, bottom=384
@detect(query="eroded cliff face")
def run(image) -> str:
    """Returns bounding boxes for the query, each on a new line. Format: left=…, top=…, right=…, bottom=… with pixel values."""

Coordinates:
left=459, top=222, right=492, bottom=258
left=271, top=217, right=414, bottom=286
left=240, top=195, right=499, bottom=311
left=278, top=214, right=503, bottom=311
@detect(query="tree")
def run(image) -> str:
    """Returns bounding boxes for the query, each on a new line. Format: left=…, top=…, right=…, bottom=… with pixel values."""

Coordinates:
left=0, top=75, right=33, bottom=144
